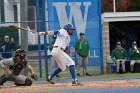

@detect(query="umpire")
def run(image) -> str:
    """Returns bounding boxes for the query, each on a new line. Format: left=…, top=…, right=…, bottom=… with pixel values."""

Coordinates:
left=0, top=49, right=37, bottom=86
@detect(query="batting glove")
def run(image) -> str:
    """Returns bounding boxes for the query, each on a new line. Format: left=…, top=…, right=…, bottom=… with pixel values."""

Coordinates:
left=69, top=47, right=75, bottom=53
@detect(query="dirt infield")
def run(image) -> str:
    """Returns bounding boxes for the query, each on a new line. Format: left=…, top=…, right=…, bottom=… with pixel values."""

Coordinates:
left=0, top=79, right=140, bottom=93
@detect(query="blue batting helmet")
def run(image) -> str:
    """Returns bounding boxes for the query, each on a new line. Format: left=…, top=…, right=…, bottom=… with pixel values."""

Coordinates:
left=63, top=24, right=75, bottom=31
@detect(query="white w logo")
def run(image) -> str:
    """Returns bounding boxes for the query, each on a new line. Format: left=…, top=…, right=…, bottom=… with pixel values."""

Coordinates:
left=53, top=2, right=91, bottom=38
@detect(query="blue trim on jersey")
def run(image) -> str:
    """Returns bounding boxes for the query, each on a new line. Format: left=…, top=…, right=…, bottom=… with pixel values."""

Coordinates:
left=54, top=30, right=59, bottom=35
left=64, top=46, right=69, bottom=51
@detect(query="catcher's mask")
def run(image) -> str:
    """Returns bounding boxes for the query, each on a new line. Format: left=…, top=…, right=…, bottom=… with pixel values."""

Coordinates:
left=15, top=49, right=26, bottom=59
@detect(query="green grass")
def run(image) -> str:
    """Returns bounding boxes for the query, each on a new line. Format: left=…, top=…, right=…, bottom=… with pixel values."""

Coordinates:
left=36, top=72, right=140, bottom=82
left=1, top=63, right=140, bottom=82
left=0, top=67, right=3, bottom=75
left=92, top=73, right=140, bottom=79
left=56, top=71, right=140, bottom=80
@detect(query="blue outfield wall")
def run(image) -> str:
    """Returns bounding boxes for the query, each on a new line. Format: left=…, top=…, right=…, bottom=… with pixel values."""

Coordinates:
left=47, top=0, right=103, bottom=74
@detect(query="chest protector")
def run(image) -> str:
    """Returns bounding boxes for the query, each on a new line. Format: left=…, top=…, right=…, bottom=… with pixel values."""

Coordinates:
left=10, top=60, right=27, bottom=76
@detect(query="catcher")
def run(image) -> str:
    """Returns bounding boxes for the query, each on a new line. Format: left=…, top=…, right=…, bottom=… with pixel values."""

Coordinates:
left=0, top=49, right=38, bottom=86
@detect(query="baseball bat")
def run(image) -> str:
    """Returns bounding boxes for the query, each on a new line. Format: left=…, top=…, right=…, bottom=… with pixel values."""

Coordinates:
left=9, top=24, right=40, bottom=35
left=9, top=24, right=28, bottom=31
left=8, top=24, right=53, bottom=35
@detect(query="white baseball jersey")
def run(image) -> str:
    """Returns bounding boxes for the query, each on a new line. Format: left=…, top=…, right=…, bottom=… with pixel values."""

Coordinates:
left=53, top=29, right=70, bottom=50
left=51, top=29, right=75, bottom=71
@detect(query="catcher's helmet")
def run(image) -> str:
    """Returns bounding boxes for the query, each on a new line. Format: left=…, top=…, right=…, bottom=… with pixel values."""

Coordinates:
left=63, top=24, right=75, bottom=31
left=15, top=49, right=26, bottom=58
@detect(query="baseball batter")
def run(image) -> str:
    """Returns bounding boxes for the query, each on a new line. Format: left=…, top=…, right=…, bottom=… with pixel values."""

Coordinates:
left=0, top=49, right=37, bottom=86
left=40, top=24, right=81, bottom=85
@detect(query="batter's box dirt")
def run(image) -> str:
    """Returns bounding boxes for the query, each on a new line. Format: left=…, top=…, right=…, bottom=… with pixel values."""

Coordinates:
left=0, top=79, right=140, bottom=93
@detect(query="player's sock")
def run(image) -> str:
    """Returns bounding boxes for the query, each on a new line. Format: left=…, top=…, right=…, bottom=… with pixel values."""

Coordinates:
left=69, top=65, right=77, bottom=81
left=49, top=68, right=62, bottom=79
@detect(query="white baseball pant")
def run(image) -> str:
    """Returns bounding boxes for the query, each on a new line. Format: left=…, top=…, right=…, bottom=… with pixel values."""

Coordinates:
left=51, top=47, right=75, bottom=71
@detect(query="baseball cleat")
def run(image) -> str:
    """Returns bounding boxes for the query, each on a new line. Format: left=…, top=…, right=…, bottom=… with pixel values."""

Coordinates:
left=46, top=79, right=55, bottom=84
left=86, top=73, right=92, bottom=77
left=56, top=74, right=60, bottom=78
left=77, top=73, right=81, bottom=77
left=0, top=82, right=4, bottom=86
left=72, top=80, right=82, bottom=86
left=15, top=83, right=24, bottom=86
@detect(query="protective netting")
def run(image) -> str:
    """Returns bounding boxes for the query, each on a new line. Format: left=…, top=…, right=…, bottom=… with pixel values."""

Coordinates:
left=0, top=0, right=97, bottom=80
left=0, top=0, right=48, bottom=79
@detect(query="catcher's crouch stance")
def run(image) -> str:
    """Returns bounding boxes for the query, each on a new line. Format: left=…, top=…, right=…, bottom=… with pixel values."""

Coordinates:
left=0, top=49, right=37, bottom=86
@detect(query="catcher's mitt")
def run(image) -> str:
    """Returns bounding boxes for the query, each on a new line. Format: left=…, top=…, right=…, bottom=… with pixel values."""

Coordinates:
left=31, top=74, right=38, bottom=81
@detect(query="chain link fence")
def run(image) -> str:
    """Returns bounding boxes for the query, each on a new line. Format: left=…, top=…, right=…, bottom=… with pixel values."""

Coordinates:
left=0, top=0, right=102, bottom=80
left=0, top=0, right=50, bottom=79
